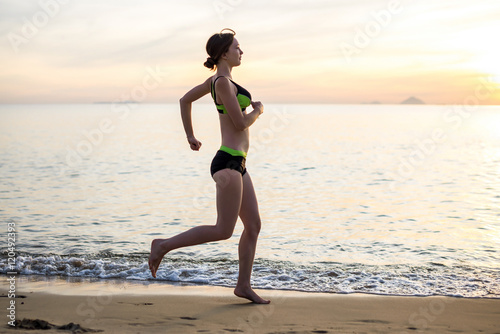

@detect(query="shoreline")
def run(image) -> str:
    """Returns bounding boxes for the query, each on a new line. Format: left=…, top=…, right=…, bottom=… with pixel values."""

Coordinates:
left=1, top=276, right=499, bottom=333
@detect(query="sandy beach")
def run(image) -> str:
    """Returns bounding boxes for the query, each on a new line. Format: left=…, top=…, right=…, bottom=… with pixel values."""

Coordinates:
left=1, top=277, right=499, bottom=334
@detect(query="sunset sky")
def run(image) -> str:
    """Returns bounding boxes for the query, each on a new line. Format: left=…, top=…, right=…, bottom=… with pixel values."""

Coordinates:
left=0, top=0, right=499, bottom=104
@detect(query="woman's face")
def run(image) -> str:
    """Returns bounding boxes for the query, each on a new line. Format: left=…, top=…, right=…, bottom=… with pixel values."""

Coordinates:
left=223, top=38, right=243, bottom=67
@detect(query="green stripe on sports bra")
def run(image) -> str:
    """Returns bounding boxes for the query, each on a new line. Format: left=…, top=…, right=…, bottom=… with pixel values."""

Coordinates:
left=211, top=76, right=252, bottom=114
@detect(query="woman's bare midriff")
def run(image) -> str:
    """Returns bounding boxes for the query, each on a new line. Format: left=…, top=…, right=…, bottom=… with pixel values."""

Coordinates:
left=219, top=113, right=249, bottom=153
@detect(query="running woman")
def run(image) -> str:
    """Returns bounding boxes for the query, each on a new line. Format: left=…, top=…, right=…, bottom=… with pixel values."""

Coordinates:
left=148, top=29, right=269, bottom=304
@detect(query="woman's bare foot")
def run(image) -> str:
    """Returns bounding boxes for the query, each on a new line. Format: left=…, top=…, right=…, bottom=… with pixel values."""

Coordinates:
left=148, top=239, right=168, bottom=278
left=234, top=285, right=270, bottom=304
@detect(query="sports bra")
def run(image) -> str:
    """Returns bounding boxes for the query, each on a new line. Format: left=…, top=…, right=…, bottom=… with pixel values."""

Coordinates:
left=210, top=76, right=252, bottom=114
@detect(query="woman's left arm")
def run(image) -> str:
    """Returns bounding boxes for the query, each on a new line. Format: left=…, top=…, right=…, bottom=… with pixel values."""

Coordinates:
left=180, top=77, right=211, bottom=151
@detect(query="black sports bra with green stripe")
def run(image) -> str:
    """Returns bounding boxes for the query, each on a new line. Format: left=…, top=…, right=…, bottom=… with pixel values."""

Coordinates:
left=210, top=76, right=252, bottom=114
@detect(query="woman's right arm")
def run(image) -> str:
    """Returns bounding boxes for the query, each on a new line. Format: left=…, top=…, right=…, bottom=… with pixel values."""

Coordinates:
left=180, top=77, right=211, bottom=151
left=216, top=77, right=263, bottom=131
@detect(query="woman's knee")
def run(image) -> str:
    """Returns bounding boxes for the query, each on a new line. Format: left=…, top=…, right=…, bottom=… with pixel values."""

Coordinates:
left=218, top=228, right=234, bottom=240
left=245, top=218, right=261, bottom=238
left=213, top=222, right=235, bottom=240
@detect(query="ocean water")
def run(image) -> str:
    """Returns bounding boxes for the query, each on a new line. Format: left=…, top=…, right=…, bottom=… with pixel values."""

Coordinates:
left=1, top=103, right=499, bottom=298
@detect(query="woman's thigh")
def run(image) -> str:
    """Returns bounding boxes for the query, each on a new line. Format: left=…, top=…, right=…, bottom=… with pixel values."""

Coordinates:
left=213, top=169, right=244, bottom=232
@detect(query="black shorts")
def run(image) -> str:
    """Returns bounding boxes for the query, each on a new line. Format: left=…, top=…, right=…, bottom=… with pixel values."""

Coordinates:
left=210, top=150, right=247, bottom=177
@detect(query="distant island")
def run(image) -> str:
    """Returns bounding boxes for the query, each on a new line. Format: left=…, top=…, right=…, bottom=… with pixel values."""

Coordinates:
left=362, top=97, right=426, bottom=104
left=400, top=96, right=425, bottom=104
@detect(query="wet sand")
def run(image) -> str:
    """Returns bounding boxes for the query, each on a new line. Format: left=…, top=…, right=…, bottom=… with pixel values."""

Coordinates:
left=1, top=277, right=499, bottom=333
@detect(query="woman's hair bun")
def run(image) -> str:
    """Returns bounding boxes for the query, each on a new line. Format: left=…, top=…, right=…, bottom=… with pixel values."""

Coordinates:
left=204, top=57, right=216, bottom=69
left=204, top=29, right=235, bottom=70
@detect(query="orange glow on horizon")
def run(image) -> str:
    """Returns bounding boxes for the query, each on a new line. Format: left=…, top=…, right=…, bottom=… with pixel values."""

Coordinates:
left=0, top=1, right=498, bottom=105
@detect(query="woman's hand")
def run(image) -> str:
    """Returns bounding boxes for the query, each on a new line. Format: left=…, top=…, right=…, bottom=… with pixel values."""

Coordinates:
left=251, top=101, right=264, bottom=115
left=187, top=136, right=202, bottom=151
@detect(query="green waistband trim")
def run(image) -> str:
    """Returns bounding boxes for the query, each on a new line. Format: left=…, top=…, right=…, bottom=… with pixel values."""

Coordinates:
left=220, top=145, right=247, bottom=158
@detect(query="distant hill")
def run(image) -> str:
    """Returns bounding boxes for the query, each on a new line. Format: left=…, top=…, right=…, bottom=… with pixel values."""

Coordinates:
left=401, top=96, right=425, bottom=104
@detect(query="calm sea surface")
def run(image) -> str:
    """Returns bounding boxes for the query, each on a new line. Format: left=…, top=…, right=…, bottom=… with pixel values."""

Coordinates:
left=1, top=103, right=499, bottom=297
